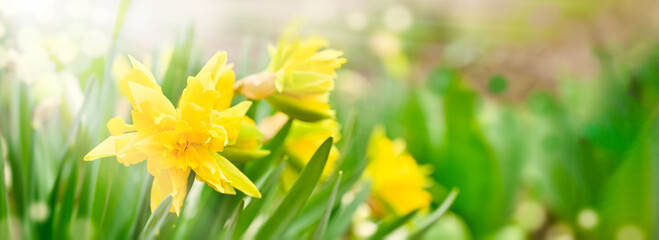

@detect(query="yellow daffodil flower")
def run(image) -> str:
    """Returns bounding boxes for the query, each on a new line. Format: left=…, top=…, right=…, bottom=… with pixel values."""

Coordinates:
left=84, top=52, right=261, bottom=214
left=366, top=126, right=431, bottom=217
left=235, top=32, right=346, bottom=122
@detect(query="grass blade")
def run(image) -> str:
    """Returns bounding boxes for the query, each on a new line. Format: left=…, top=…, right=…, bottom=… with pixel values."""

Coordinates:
left=284, top=156, right=366, bottom=238
left=127, top=173, right=154, bottom=239
left=246, top=119, right=293, bottom=181
left=111, top=0, right=132, bottom=42
left=208, top=194, right=243, bottom=238
left=233, top=162, right=285, bottom=240
left=324, top=182, right=371, bottom=240
left=0, top=135, right=11, bottom=239
left=222, top=199, right=245, bottom=240
left=311, top=171, right=342, bottom=240
left=255, top=137, right=334, bottom=239
left=409, top=188, right=459, bottom=239
left=161, top=26, right=195, bottom=102
left=139, top=195, right=173, bottom=240
left=369, top=210, right=419, bottom=240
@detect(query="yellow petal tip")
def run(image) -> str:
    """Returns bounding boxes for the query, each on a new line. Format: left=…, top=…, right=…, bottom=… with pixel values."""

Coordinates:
left=251, top=191, right=262, bottom=199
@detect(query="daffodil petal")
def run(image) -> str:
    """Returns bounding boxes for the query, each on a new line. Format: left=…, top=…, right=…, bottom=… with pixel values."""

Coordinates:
left=193, top=149, right=235, bottom=194
left=150, top=167, right=190, bottom=215
left=84, top=136, right=119, bottom=161
left=128, top=55, right=157, bottom=83
left=196, top=51, right=228, bottom=81
left=107, top=116, right=135, bottom=135
left=195, top=51, right=236, bottom=111
left=119, top=69, right=161, bottom=109
left=305, top=49, right=347, bottom=75
left=131, top=108, right=177, bottom=135
left=178, top=75, right=221, bottom=111
left=150, top=176, right=171, bottom=212
left=212, top=152, right=261, bottom=198
left=216, top=101, right=252, bottom=144
left=278, top=71, right=334, bottom=97
left=214, top=65, right=235, bottom=111
left=222, top=185, right=237, bottom=195
left=115, top=135, right=148, bottom=166
left=217, top=101, right=252, bottom=119
left=128, top=81, right=176, bottom=117
left=84, top=133, right=144, bottom=163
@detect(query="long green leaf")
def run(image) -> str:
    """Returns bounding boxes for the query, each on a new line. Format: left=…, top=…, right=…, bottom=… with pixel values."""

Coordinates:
left=222, top=199, right=245, bottom=240
left=311, top=171, right=342, bottom=240
left=369, top=210, right=419, bottom=240
left=233, top=162, right=286, bottom=240
left=285, top=156, right=366, bottom=239
left=6, top=81, right=31, bottom=222
left=139, top=195, right=173, bottom=240
left=161, top=26, right=195, bottom=102
left=285, top=161, right=364, bottom=238
left=0, top=135, right=11, bottom=239
left=246, top=119, right=293, bottom=181
left=255, top=137, right=334, bottom=239
left=51, top=138, right=88, bottom=238
left=127, top=173, right=154, bottom=239
left=435, top=73, right=505, bottom=235
left=208, top=194, right=243, bottom=238
left=90, top=159, right=118, bottom=232
left=324, top=182, right=371, bottom=240
left=111, top=0, right=132, bottom=42
left=409, top=188, right=459, bottom=239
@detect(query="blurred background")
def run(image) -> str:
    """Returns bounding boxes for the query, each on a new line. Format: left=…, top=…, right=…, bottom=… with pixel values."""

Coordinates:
left=1, top=0, right=659, bottom=239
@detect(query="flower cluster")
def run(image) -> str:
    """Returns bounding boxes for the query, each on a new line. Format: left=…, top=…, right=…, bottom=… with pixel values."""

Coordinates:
left=85, top=32, right=349, bottom=213
left=85, top=30, right=430, bottom=220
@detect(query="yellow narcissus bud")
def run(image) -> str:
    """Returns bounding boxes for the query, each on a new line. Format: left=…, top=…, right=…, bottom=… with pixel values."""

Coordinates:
left=366, top=126, right=432, bottom=217
left=233, top=73, right=276, bottom=100
left=236, top=32, right=346, bottom=122
left=221, top=117, right=271, bottom=162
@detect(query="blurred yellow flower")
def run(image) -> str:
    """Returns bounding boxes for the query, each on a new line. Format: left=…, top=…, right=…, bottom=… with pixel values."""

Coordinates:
left=366, top=126, right=431, bottom=217
left=84, top=52, right=261, bottom=214
left=285, top=116, right=341, bottom=172
left=235, top=32, right=346, bottom=122
left=258, top=113, right=340, bottom=188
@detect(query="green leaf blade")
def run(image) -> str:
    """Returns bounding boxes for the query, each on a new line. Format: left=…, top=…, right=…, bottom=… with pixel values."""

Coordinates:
left=324, top=182, right=371, bottom=240
left=410, top=188, right=459, bottom=239
left=255, top=137, right=334, bottom=239
left=311, top=171, right=342, bottom=240
left=139, top=195, right=173, bottom=240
